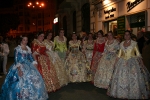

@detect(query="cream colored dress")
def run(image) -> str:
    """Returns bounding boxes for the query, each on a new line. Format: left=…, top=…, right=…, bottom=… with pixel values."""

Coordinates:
left=65, top=40, right=89, bottom=82
left=43, top=39, right=69, bottom=87
left=107, top=40, right=150, bottom=99
left=83, top=40, right=95, bottom=67
left=94, top=39, right=119, bottom=89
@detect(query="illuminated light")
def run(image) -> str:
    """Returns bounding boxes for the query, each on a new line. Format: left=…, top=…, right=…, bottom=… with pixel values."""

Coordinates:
left=36, top=2, right=39, bottom=5
left=29, top=2, right=32, bottom=5
left=103, top=0, right=110, bottom=5
left=28, top=5, right=30, bottom=7
left=33, top=6, right=35, bottom=8
left=41, top=3, right=44, bottom=6
left=53, top=17, right=58, bottom=24
left=39, top=6, right=41, bottom=7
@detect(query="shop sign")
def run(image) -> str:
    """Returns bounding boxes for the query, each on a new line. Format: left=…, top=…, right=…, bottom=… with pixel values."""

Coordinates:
left=104, top=7, right=116, bottom=19
left=126, top=0, right=144, bottom=12
left=117, top=16, right=125, bottom=34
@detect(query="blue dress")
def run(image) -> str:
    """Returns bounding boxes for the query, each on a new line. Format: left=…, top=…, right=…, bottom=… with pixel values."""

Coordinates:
left=0, top=45, right=48, bottom=100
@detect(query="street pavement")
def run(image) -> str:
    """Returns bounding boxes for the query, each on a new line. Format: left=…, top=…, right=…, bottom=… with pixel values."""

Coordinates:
left=0, top=57, right=120, bottom=100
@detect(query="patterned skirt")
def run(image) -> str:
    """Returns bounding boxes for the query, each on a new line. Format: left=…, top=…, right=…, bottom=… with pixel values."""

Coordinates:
left=37, top=54, right=60, bottom=92
left=107, top=57, right=150, bottom=99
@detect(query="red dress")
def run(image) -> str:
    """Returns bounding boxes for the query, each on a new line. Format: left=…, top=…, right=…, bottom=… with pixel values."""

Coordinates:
left=31, top=39, right=60, bottom=92
left=90, top=42, right=105, bottom=81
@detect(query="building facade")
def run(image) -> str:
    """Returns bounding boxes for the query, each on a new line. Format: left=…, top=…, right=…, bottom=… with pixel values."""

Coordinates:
left=55, top=0, right=90, bottom=38
left=90, top=0, right=150, bottom=36
left=8, top=0, right=57, bottom=36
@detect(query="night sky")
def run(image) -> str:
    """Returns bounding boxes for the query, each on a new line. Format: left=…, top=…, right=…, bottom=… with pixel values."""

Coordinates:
left=0, top=0, right=13, bottom=8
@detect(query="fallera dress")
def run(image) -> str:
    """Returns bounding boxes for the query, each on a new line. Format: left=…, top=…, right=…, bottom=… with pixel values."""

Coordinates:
left=43, top=39, right=69, bottom=87
left=54, top=36, right=67, bottom=63
left=83, top=40, right=95, bottom=67
left=107, top=40, right=150, bottom=99
left=31, top=39, right=60, bottom=92
left=0, top=45, right=48, bottom=100
left=94, top=40, right=119, bottom=89
left=65, top=40, right=89, bottom=82
left=90, top=38, right=105, bottom=81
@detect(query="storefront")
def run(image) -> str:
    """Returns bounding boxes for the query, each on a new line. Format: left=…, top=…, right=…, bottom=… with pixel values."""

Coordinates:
left=91, top=0, right=150, bottom=36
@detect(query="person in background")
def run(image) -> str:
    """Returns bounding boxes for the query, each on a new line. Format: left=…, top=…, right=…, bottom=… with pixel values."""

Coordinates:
left=0, top=36, right=3, bottom=78
left=128, top=28, right=137, bottom=41
left=94, top=31, right=119, bottom=89
left=142, top=31, right=150, bottom=72
left=0, top=35, right=48, bottom=100
left=107, top=30, right=150, bottom=99
left=32, top=31, right=60, bottom=92
left=65, top=33, right=89, bottom=82
left=54, top=29, right=67, bottom=63
left=0, top=37, right=10, bottom=75
left=43, top=31, right=69, bottom=87
left=137, top=31, right=145, bottom=54
left=90, top=30, right=106, bottom=82
left=82, top=33, right=95, bottom=68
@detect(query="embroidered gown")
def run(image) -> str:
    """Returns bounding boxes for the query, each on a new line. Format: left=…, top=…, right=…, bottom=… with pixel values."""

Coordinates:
left=90, top=39, right=105, bottom=81
left=107, top=40, right=150, bottom=99
left=94, top=40, right=119, bottom=89
left=43, top=39, right=69, bottom=87
left=65, top=40, right=89, bottom=82
left=31, top=39, right=60, bottom=92
left=83, top=40, right=95, bottom=67
left=0, top=45, right=48, bottom=100
left=54, top=36, right=67, bottom=62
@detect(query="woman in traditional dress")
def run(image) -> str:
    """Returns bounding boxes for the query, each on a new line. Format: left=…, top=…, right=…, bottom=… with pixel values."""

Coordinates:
left=90, top=30, right=106, bottom=82
left=94, top=31, right=119, bottom=89
left=107, top=30, right=150, bottom=99
left=54, top=29, right=67, bottom=62
left=43, top=31, right=68, bottom=87
left=31, top=32, right=60, bottom=92
left=0, top=36, right=48, bottom=100
left=83, top=33, right=95, bottom=67
left=65, top=33, right=89, bottom=82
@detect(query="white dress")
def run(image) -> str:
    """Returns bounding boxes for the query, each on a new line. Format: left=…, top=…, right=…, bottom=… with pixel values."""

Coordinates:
left=94, top=40, right=119, bottom=89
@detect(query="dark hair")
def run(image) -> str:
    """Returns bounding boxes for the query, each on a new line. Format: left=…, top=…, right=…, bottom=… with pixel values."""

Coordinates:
left=97, top=30, right=104, bottom=36
left=144, top=31, right=150, bottom=45
left=59, top=28, right=65, bottom=33
left=45, top=30, right=53, bottom=40
left=88, top=33, right=94, bottom=39
left=124, top=30, right=132, bottom=36
left=37, top=31, right=45, bottom=37
left=18, top=35, right=28, bottom=45
left=107, top=31, right=114, bottom=37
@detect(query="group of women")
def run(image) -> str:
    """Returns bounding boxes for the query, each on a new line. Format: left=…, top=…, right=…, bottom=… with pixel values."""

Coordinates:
left=0, top=29, right=150, bottom=100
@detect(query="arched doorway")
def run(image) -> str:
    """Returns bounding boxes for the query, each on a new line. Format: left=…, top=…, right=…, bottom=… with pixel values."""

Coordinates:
left=81, top=3, right=90, bottom=33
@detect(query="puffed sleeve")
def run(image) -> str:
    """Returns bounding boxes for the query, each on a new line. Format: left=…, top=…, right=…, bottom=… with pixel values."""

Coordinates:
left=31, top=42, right=39, bottom=55
left=14, top=49, right=23, bottom=69
left=28, top=47, right=38, bottom=65
left=134, top=44, right=142, bottom=57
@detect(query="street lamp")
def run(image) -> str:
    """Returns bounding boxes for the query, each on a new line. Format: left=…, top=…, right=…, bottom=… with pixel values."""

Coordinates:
left=27, top=2, right=45, bottom=32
